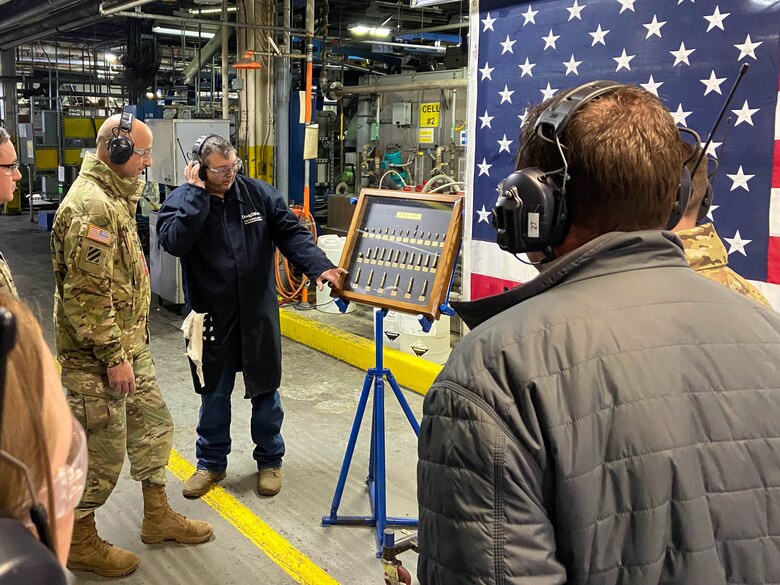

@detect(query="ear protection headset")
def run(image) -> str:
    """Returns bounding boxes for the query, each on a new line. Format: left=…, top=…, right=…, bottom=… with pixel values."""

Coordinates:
left=492, top=80, right=693, bottom=258
left=107, top=110, right=135, bottom=165
left=192, top=134, right=217, bottom=181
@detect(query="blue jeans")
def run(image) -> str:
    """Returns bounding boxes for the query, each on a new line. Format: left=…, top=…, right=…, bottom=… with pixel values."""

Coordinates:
left=195, top=362, right=285, bottom=472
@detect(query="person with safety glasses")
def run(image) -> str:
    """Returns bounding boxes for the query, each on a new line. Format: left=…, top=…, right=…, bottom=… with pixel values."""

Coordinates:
left=0, top=295, right=88, bottom=584
left=0, top=127, right=22, bottom=299
left=51, top=114, right=212, bottom=578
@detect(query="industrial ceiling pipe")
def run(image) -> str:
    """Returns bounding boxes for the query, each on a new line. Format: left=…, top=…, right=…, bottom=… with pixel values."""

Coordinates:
left=0, top=0, right=94, bottom=32
left=327, top=77, right=467, bottom=98
left=180, top=28, right=235, bottom=85
left=0, top=9, right=104, bottom=51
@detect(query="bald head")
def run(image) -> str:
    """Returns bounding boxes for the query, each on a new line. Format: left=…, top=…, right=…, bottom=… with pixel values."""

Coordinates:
left=96, top=114, right=153, bottom=179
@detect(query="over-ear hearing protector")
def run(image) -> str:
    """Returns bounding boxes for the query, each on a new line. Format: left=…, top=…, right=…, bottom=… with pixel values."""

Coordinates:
left=192, top=134, right=217, bottom=181
left=492, top=80, right=692, bottom=257
left=492, top=80, right=626, bottom=257
left=697, top=179, right=714, bottom=224
left=107, top=110, right=135, bottom=165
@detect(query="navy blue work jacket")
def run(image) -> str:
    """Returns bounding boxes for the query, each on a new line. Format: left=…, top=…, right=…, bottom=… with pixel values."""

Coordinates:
left=156, top=175, right=334, bottom=397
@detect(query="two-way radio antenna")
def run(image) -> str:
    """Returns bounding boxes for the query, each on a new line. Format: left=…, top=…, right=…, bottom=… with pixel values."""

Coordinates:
left=691, top=63, right=750, bottom=179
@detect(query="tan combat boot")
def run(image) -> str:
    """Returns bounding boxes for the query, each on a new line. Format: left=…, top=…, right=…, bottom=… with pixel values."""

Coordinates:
left=182, top=469, right=226, bottom=499
left=257, top=467, right=282, bottom=496
left=141, top=484, right=213, bottom=544
left=67, top=512, right=140, bottom=578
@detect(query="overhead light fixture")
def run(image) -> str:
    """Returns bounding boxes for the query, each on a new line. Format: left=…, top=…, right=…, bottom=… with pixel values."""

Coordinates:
left=188, top=6, right=237, bottom=14
left=145, top=91, right=155, bottom=99
left=152, top=26, right=215, bottom=39
left=348, top=24, right=392, bottom=37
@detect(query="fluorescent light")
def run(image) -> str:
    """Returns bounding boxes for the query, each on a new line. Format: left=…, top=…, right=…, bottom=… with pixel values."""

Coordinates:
left=348, top=24, right=391, bottom=37
left=188, top=6, right=237, bottom=14
left=152, top=26, right=215, bottom=39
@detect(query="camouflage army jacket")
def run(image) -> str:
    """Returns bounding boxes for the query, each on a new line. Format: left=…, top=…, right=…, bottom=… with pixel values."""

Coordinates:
left=52, top=153, right=150, bottom=370
left=0, top=251, right=18, bottom=299
left=677, top=222, right=771, bottom=307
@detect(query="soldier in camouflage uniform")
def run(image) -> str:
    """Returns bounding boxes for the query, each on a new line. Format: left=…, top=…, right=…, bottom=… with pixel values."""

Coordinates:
left=0, top=127, right=21, bottom=299
left=51, top=114, right=212, bottom=579
left=673, top=142, right=771, bottom=307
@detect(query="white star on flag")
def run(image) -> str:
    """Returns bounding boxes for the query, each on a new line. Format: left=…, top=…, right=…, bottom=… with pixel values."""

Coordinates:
left=677, top=0, right=694, bottom=4
left=497, top=135, right=513, bottom=154
left=477, top=159, right=493, bottom=176
left=543, top=29, right=560, bottom=50
left=519, top=57, right=536, bottom=77
left=671, top=104, right=692, bottom=126
left=481, top=13, right=496, bottom=32
left=734, top=34, right=762, bottom=60
left=519, top=108, right=529, bottom=125
left=498, top=85, right=514, bottom=104
left=480, top=62, right=494, bottom=80
left=500, top=35, right=516, bottom=54
left=613, top=48, right=635, bottom=71
left=479, top=111, right=494, bottom=129
left=567, top=0, right=586, bottom=21
left=706, top=204, right=719, bottom=221
left=731, top=100, right=759, bottom=126
left=700, top=70, right=726, bottom=95
left=726, top=165, right=755, bottom=191
left=563, top=54, right=583, bottom=75
left=702, top=141, right=722, bottom=158
left=589, top=24, right=609, bottom=46
left=541, top=82, right=558, bottom=100
left=641, top=75, right=664, bottom=96
left=522, top=5, right=539, bottom=25
left=670, top=41, right=695, bottom=66
left=724, top=230, right=751, bottom=256
left=643, top=15, right=666, bottom=39
left=477, top=205, right=493, bottom=223
left=617, top=0, right=635, bottom=14
left=704, top=6, right=730, bottom=32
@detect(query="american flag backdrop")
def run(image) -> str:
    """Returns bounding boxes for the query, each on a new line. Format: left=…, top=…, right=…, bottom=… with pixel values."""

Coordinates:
left=464, top=0, right=780, bottom=307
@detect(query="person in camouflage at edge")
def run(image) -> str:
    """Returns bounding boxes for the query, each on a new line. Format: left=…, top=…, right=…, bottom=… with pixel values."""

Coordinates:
left=51, top=114, right=212, bottom=579
left=673, top=141, right=771, bottom=307
left=0, top=127, right=22, bottom=298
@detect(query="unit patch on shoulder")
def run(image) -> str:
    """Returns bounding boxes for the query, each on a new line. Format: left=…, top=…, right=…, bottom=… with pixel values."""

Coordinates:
left=86, top=224, right=112, bottom=246
left=85, top=245, right=103, bottom=265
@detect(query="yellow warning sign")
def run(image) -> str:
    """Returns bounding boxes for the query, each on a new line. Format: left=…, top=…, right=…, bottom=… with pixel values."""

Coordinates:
left=418, top=128, right=435, bottom=144
left=419, top=102, right=440, bottom=128
left=396, top=212, right=423, bottom=220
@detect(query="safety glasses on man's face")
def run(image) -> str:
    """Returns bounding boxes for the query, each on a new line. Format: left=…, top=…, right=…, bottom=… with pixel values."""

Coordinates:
left=0, top=161, right=19, bottom=176
left=207, top=159, right=243, bottom=177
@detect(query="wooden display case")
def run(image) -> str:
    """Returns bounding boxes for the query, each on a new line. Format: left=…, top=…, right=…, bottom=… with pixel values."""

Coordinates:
left=332, top=188, right=463, bottom=319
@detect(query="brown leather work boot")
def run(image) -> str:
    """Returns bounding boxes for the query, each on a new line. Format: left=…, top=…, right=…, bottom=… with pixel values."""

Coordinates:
left=257, top=467, right=282, bottom=496
left=67, top=512, right=140, bottom=578
left=182, top=468, right=226, bottom=499
left=141, top=485, right=213, bottom=545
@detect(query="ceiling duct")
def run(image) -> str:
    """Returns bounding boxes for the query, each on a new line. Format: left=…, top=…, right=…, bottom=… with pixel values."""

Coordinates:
left=0, top=0, right=93, bottom=32
left=180, top=29, right=235, bottom=84
left=0, top=3, right=104, bottom=51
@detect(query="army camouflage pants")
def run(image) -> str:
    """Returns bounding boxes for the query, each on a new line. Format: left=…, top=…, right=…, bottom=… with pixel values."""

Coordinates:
left=63, top=345, right=174, bottom=521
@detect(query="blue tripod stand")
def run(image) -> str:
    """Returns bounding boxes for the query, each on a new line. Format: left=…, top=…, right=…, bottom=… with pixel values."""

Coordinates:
left=322, top=244, right=460, bottom=555
left=321, top=307, right=420, bottom=555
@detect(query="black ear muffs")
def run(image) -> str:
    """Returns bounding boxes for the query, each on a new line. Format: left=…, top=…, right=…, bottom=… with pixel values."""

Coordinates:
left=192, top=134, right=217, bottom=181
left=666, top=165, right=692, bottom=230
left=697, top=180, right=713, bottom=224
left=492, top=168, right=569, bottom=254
left=107, top=111, right=135, bottom=165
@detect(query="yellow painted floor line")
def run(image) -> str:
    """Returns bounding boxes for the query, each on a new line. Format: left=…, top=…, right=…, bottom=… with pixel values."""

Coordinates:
left=279, top=308, right=441, bottom=396
left=167, top=450, right=340, bottom=585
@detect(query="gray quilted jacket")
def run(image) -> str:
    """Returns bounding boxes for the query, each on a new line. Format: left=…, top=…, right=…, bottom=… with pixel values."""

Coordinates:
left=417, top=230, right=780, bottom=585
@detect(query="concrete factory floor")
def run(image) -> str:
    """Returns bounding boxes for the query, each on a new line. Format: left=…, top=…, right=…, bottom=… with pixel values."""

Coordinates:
left=2, top=214, right=423, bottom=585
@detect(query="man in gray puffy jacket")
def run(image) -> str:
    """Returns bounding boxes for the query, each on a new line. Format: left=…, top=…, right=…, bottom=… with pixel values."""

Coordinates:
left=417, top=84, right=780, bottom=585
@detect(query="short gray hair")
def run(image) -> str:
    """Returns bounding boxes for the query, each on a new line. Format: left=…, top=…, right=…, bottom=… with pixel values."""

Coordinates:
left=0, top=127, right=9, bottom=145
left=200, top=135, right=234, bottom=163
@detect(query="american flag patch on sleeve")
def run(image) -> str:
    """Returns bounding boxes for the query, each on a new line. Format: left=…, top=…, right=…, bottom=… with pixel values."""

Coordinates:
left=86, top=224, right=112, bottom=246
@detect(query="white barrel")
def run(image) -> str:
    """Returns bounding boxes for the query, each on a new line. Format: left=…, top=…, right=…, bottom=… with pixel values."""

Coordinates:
left=397, top=313, right=452, bottom=365
left=317, top=235, right=355, bottom=313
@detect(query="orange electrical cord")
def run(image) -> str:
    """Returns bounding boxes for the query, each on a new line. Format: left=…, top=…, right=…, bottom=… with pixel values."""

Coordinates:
left=275, top=204, right=318, bottom=305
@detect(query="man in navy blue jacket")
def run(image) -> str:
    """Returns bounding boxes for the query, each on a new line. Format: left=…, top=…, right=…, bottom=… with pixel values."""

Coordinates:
left=157, top=135, right=345, bottom=498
